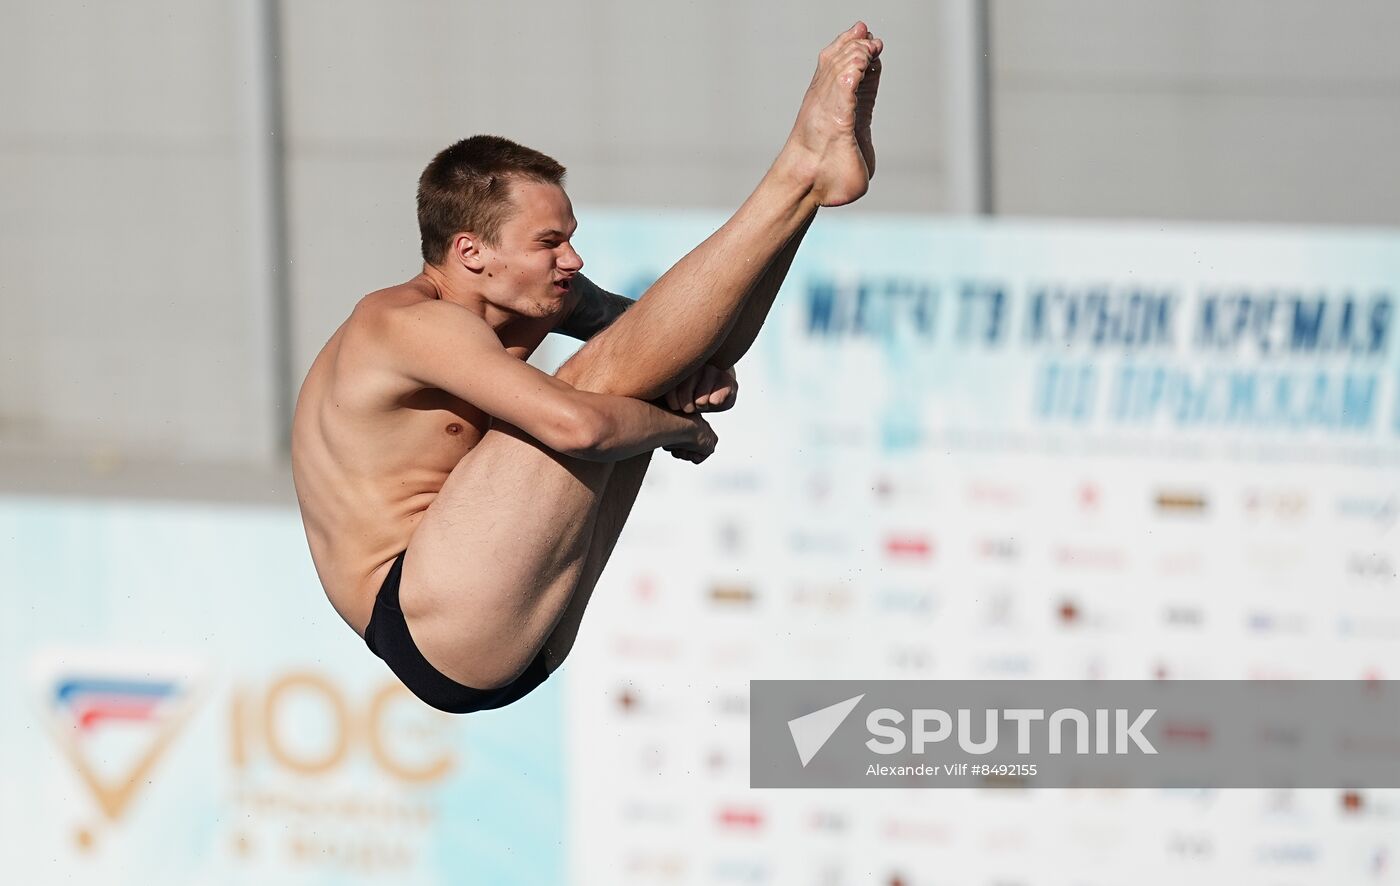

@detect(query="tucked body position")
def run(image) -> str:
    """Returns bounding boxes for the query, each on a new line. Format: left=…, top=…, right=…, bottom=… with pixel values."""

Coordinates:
left=291, top=24, right=883, bottom=712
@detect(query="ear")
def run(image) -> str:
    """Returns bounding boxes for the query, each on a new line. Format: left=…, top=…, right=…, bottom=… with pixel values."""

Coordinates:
left=450, top=232, right=486, bottom=271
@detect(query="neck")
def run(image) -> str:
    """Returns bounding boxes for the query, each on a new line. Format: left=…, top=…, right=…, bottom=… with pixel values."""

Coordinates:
left=419, top=263, right=519, bottom=333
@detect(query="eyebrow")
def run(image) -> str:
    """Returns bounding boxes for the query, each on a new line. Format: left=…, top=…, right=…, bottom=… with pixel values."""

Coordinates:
left=532, top=221, right=578, bottom=240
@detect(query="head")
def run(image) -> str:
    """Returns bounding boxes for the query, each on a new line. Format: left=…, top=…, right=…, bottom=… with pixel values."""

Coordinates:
left=418, top=135, right=583, bottom=317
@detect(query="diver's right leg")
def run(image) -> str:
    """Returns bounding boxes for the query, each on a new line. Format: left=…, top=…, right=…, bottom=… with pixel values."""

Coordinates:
left=558, top=22, right=883, bottom=401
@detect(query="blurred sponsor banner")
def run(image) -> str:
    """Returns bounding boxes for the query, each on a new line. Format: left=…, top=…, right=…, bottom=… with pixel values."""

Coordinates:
left=570, top=214, right=1400, bottom=449
left=0, top=497, right=562, bottom=884
left=563, top=213, right=1400, bottom=883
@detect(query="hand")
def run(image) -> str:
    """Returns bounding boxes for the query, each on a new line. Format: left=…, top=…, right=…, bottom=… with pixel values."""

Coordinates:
left=664, top=364, right=739, bottom=414
left=664, top=413, right=718, bottom=464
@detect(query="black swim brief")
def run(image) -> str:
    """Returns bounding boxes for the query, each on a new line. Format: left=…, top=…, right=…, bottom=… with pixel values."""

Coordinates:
left=364, top=551, right=550, bottom=714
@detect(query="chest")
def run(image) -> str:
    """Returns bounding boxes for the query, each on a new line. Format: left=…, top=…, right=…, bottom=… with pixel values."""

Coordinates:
left=393, top=333, right=550, bottom=460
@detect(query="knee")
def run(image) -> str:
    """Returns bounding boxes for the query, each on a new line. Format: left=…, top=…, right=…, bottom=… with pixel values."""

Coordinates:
left=556, top=339, right=645, bottom=398
left=555, top=350, right=608, bottom=393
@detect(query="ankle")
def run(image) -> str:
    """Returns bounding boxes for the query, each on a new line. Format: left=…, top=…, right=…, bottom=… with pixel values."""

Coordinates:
left=767, top=142, right=821, bottom=204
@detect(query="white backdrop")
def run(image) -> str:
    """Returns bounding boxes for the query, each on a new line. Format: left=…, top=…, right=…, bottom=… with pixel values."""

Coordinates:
left=563, top=214, right=1400, bottom=884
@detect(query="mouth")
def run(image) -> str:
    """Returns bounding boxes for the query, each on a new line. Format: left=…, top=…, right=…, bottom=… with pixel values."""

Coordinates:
left=553, top=277, right=573, bottom=293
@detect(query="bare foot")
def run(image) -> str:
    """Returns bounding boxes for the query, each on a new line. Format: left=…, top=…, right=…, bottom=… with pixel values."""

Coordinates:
left=782, top=22, right=884, bottom=207
left=855, top=49, right=881, bottom=181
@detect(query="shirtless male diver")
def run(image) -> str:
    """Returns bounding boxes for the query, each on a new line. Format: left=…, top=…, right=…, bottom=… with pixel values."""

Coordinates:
left=291, top=23, right=883, bottom=713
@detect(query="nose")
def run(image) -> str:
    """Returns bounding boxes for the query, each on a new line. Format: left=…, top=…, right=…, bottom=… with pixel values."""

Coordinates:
left=559, top=243, right=583, bottom=273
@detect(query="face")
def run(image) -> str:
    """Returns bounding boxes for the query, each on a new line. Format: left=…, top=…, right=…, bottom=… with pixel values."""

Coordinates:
left=474, top=178, right=583, bottom=318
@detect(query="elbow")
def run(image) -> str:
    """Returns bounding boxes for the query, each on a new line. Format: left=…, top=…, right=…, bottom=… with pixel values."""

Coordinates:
left=547, top=399, right=610, bottom=458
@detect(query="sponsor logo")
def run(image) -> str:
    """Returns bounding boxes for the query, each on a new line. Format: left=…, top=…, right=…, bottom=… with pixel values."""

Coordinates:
left=1054, top=544, right=1127, bottom=571
left=1337, top=615, right=1400, bottom=639
left=881, top=819, right=953, bottom=843
left=883, top=534, right=935, bottom=560
left=708, top=857, right=768, bottom=883
left=1243, top=488, right=1308, bottom=520
left=708, top=471, right=765, bottom=492
left=1346, top=551, right=1395, bottom=581
left=616, top=686, right=643, bottom=713
left=888, top=645, right=935, bottom=672
left=1164, top=605, right=1206, bottom=627
left=713, top=692, right=749, bottom=717
left=790, top=583, right=854, bottom=613
left=974, top=654, right=1036, bottom=676
left=1253, top=841, right=1318, bottom=866
left=612, top=635, right=680, bottom=660
left=1335, top=494, right=1399, bottom=528
left=33, top=650, right=205, bottom=831
left=709, top=584, right=757, bottom=606
left=1166, top=832, right=1216, bottom=858
left=1247, top=610, right=1309, bottom=634
left=873, top=587, right=940, bottom=616
left=1156, top=549, right=1205, bottom=576
left=872, top=473, right=938, bottom=505
left=789, top=530, right=850, bottom=554
left=976, top=537, right=1020, bottom=562
left=1160, top=721, right=1213, bottom=746
left=807, top=809, right=848, bottom=833
left=624, top=852, right=687, bottom=878
left=1078, top=482, right=1101, bottom=512
left=716, top=806, right=765, bottom=831
left=621, top=800, right=681, bottom=824
left=1155, top=490, right=1208, bottom=513
left=966, top=481, right=1024, bottom=509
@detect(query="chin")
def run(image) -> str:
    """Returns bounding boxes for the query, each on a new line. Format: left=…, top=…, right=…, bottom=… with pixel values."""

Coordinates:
left=523, top=296, right=566, bottom=319
left=544, top=289, right=572, bottom=311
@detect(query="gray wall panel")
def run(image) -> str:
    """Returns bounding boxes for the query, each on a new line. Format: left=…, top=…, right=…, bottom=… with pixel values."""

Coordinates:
left=0, top=150, right=269, bottom=460
left=996, top=89, right=1400, bottom=224
left=993, top=0, right=1400, bottom=86
left=287, top=152, right=425, bottom=378
left=0, top=3, right=272, bottom=462
left=991, top=0, right=1400, bottom=224
left=0, top=2, right=241, bottom=143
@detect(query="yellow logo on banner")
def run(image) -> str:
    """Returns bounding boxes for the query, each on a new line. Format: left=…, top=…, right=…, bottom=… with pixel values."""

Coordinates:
left=230, top=670, right=455, bottom=783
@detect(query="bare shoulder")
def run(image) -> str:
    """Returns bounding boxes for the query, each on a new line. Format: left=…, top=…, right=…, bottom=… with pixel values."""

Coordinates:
left=353, top=280, right=494, bottom=343
left=347, top=279, right=439, bottom=336
left=338, top=279, right=518, bottom=407
left=343, top=280, right=486, bottom=364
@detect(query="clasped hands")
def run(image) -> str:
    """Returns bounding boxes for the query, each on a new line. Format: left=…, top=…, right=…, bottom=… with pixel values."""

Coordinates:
left=659, top=362, right=736, bottom=464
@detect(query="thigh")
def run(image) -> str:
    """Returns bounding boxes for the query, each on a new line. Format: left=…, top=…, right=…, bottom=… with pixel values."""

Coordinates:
left=540, top=451, right=653, bottom=672
left=400, top=422, right=612, bottom=688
